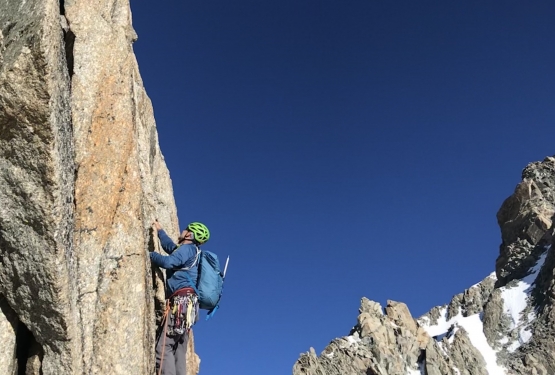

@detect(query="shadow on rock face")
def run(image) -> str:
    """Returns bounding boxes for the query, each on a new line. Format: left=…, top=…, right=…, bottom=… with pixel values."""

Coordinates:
left=16, top=319, right=43, bottom=375
left=0, top=297, right=43, bottom=375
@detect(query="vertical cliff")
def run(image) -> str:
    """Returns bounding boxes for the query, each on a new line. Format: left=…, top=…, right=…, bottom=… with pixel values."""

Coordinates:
left=0, top=0, right=198, bottom=374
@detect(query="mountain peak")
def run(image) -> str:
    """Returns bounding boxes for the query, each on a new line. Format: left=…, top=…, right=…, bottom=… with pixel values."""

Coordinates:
left=294, top=157, right=555, bottom=375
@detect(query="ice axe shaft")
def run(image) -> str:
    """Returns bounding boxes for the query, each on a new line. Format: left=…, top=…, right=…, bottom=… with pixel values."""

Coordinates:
left=223, top=256, right=230, bottom=278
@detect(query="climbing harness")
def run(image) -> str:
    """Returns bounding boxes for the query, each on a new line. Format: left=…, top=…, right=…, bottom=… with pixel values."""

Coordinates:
left=168, top=290, right=199, bottom=334
left=157, top=288, right=199, bottom=375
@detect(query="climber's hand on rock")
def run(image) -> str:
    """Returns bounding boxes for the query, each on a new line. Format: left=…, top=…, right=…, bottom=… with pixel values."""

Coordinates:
left=153, top=220, right=162, bottom=231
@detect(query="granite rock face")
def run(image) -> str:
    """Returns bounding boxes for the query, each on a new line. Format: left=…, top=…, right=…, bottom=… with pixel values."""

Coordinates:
left=0, top=297, right=17, bottom=374
left=0, top=0, right=197, bottom=374
left=294, top=156, right=555, bottom=375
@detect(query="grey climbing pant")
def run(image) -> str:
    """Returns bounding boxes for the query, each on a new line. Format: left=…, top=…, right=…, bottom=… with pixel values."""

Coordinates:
left=155, top=316, right=189, bottom=375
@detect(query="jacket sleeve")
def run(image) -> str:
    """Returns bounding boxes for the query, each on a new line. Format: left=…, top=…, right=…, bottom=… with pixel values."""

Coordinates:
left=157, top=229, right=177, bottom=254
left=149, top=245, right=197, bottom=270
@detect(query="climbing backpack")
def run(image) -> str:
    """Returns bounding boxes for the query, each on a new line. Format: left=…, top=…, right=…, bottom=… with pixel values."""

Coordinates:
left=183, top=247, right=227, bottom=320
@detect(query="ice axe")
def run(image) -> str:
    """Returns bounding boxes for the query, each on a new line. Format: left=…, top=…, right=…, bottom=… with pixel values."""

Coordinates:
left=223, top=256, right=230, bottom=279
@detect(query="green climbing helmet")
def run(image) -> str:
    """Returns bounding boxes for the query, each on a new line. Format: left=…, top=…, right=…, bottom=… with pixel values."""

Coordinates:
left=187, top=222, right=210, bottom=244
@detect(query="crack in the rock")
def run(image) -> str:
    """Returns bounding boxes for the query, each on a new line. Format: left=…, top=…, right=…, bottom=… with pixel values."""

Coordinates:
left=16, top=320, right=43, bottom=375
left=60, top=1, right=74, bottom=77
left=63, top=28, right=75, bottom=78
left=77, top=290, right=97, bottom=300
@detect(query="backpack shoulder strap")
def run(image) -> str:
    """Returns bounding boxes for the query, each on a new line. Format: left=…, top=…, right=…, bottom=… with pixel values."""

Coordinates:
left=176, top=245, right=201, bottom=271
left=180, top=246, right=201, bottom=295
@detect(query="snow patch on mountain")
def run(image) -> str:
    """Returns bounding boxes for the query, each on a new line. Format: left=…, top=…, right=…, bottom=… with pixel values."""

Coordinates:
left=458, top=314, right=505, bottom=375
left=416, top=245, right=551, bottom=374
left=406, top=367, right=422, bottom=375
left=498, top=246, right=549, bottom=351
left=346, top=335, right=360, bottom=347
left=419, top=308, right=506, bottom=375
left=470, top=272, right=498, bottom=288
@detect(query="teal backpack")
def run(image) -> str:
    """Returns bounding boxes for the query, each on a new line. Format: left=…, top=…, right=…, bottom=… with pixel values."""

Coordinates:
left=184, top=248, right=227, bottom=320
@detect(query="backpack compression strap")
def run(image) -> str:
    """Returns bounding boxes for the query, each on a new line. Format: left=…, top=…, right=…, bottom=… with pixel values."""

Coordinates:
left=180, top=276, right=220, bottom=321
left=181, top=250, right=221, bottom=320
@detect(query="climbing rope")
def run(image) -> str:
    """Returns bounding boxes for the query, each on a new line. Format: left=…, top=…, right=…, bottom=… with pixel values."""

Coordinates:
left=157, top=301, right=171, bottom=375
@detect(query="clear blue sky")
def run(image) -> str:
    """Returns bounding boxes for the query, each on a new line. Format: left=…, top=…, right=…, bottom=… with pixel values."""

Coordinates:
left=131, top=1, right=555, bottom=374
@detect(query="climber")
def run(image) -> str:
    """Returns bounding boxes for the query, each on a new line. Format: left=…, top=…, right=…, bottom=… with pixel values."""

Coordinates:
left=150, top=220, right=210, bottom=375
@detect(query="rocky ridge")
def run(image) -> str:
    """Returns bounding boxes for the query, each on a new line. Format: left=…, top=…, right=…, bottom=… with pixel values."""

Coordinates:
left=0, top=1, right=198, bottom=374
left=293, top=156, right=555, bottom=375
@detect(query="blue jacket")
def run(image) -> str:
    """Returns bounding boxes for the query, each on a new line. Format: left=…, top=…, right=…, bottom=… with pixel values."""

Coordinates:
left=150, top=229, right=199, bottom=297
